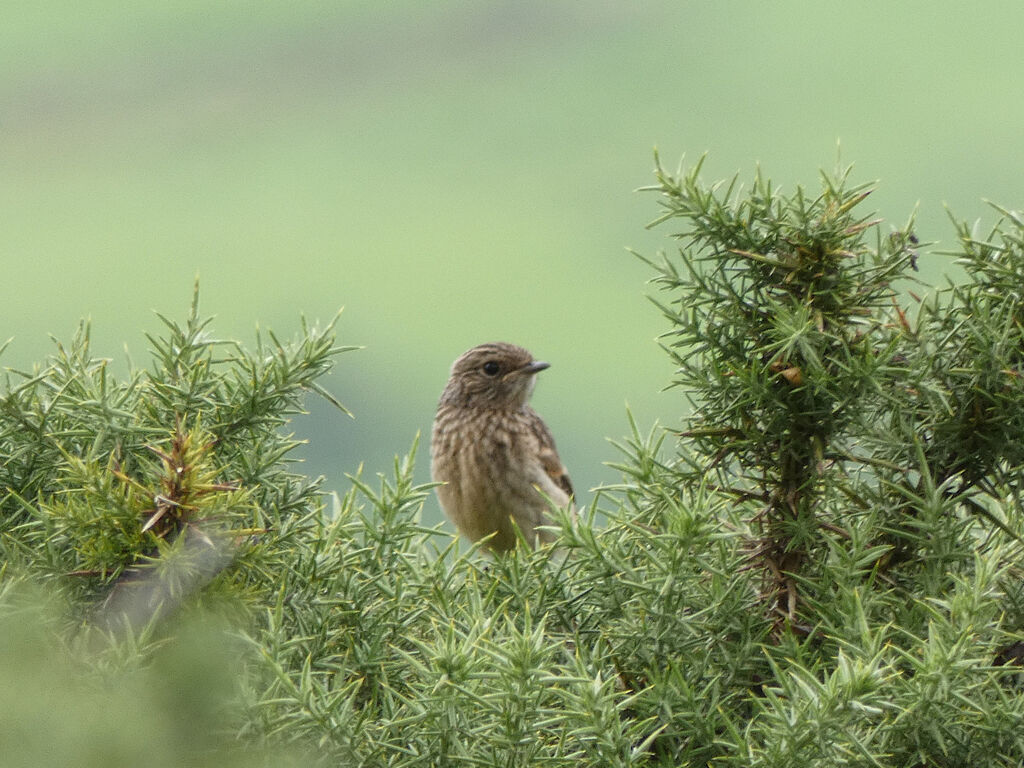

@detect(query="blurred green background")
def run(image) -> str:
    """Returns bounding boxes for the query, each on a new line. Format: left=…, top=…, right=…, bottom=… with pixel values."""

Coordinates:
left=3, top=1, right=1023, bottom=520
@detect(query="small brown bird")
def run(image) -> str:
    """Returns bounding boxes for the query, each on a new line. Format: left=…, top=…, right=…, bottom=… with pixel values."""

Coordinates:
left=431, top=342, right=574, bottom=552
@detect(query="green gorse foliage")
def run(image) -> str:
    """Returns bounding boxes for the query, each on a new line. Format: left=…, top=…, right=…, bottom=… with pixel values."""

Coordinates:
left=636, top=154, right=919, bottom=634
left=2, top=163, right=1024, bottom=767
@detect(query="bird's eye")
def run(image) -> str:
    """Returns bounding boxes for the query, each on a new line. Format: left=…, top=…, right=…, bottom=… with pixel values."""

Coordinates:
left=482, top=361, right=501, bottom=376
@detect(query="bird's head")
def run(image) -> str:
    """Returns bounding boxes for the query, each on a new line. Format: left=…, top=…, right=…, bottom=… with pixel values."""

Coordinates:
left=441, top=342, right=549, bottom=409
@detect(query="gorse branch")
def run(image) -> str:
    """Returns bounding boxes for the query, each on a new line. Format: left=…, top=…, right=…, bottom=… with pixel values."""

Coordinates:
left=642, top=155, right=918, bottom=632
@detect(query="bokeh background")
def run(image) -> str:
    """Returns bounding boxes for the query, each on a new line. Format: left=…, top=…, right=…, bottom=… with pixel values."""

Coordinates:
left=4, top=1, right=1023, bottom=522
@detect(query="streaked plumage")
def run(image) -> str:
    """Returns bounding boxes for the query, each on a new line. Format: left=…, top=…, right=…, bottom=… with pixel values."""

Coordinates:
left=431, top=342, right=573, bottom=551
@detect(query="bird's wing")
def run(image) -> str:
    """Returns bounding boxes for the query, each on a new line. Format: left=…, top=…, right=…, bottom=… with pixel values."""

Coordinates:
left=529, top=409, right=574, bottom=501
left=541, top=445, right=574, bottom=500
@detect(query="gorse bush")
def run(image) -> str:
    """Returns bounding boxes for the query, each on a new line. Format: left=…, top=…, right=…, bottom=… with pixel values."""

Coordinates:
left=2, top=162, right=1024, bottom=767
left=0, top=288, right=348, bottom=766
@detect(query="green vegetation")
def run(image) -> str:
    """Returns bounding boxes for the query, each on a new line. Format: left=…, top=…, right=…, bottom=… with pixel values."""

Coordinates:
left=3, top=161, right=1024, bottom=765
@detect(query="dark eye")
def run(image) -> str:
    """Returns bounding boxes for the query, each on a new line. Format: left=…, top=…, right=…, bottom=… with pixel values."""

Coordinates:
left=482, top=361, right=500, bottom=376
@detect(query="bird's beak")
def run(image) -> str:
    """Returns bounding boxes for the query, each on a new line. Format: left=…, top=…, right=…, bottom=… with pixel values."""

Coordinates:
left=520, top=360, right=550, bottom=375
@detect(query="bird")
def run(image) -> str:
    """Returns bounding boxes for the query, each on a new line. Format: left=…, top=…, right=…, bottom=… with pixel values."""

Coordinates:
left=431, top=342, right=574, bottom=552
